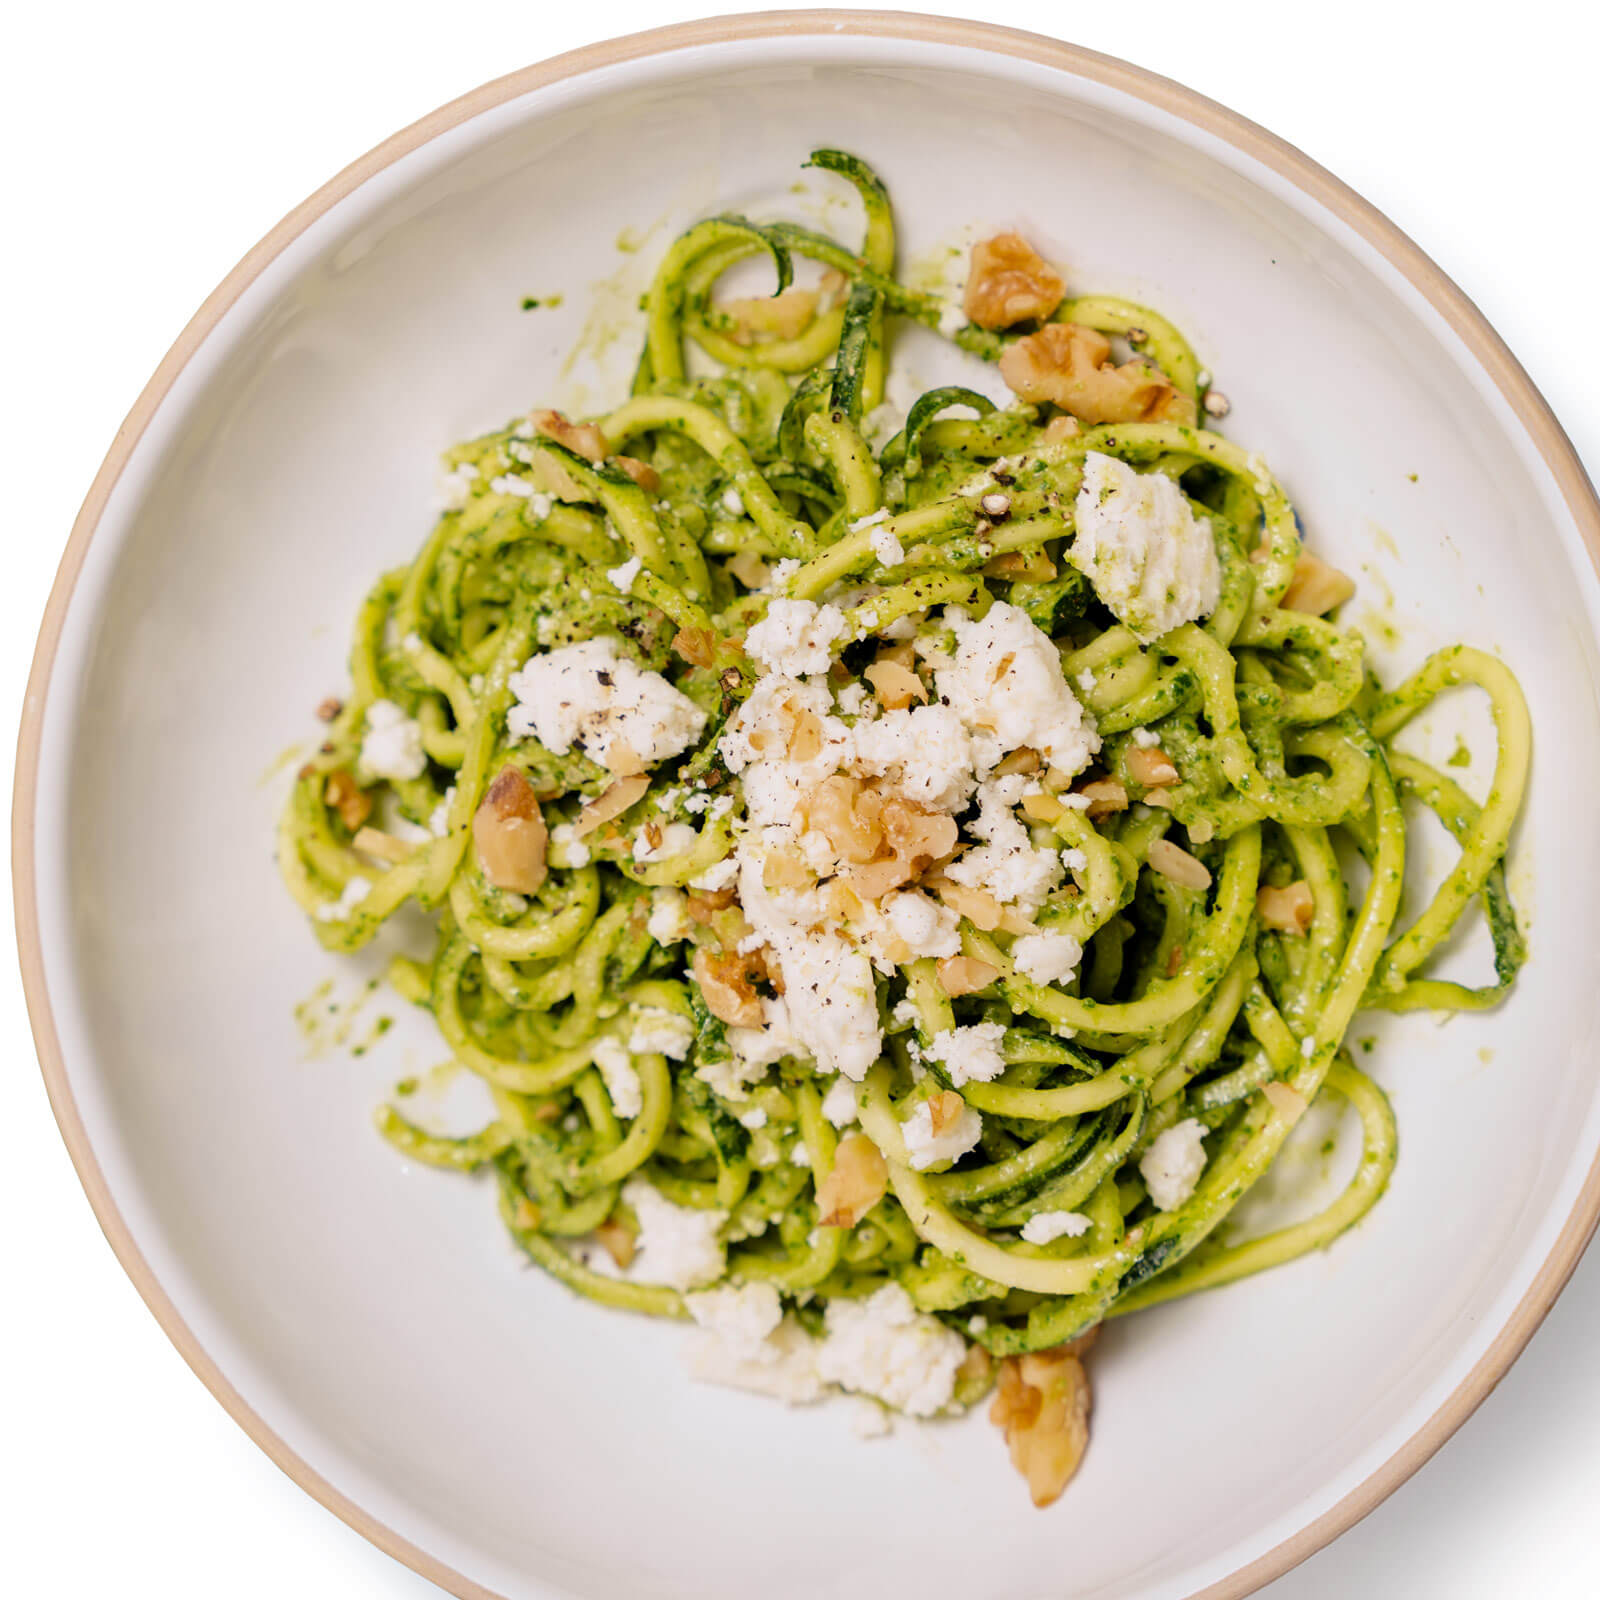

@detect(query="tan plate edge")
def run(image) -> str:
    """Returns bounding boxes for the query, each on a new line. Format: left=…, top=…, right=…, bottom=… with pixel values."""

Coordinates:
left=14, top=12, right=1600, bottom=1600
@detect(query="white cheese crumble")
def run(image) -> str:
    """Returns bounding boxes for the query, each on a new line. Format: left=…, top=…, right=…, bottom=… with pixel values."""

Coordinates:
left=360, top=699, right=427, bottom=782
left=507, top=636, right=705, bottom=769
left=721, top=486, right=746, bottom=517
left=1131, top=726, right=1161, bottom=748
left=925, top=1022, right=1008, bottom=1089
left=606, top=554, right=642, bottom=595
left=633, top=821, right=698, bottom=863
left=820, top=1075, right=860, bottom=1127
left=428, top=786, right=456, bottom=837
left=737, top=1106, right=769, bottom=1130
left=549, top=821, right=591, bottom=868
left=900, top=1095, right=983, bottom=1170
left=685, top=1281, right=784, bottom=1364
left=815, top=1284, right=967, bottom=1416
left=646, top=887, right=690, bottom=944
left=1070, top=452, right=1221, bottom=642
left=591, top=1037, right=643, bottom=1119
left=1139, top=1117, right=1209, bottom=1211
left=689, top=855, right=739, bottom=893
left=437, top=460, right=479, bottom=510
left=315, top=876, right=371, bottom=923
left=870, top=524, right=906, bottom=567
left=1020, top=1209, right=1092, bottom=1245
left=944, top=776, right=1064, bottom=910
left=624, top=1180, right=727, bottom=1290
left=880, top=890, right=962, bottom=961
left=686, top=1312, right=827, bottom=1404
left=744, top=599, right=847, bottom=678
left=627, top=1008, right=695, bottom=1060
left=1010, top=928, right=1084, bottom=985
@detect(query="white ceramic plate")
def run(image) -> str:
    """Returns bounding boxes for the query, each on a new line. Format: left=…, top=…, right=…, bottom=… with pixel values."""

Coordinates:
left=19, top=14, right=1600, bottom=1600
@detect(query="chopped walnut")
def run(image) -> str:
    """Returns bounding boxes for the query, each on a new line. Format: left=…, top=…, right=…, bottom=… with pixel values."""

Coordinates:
left=530, top=408, right=608, bottom=462
left=814, top=1132, right=888, bottom=1228
left=803, top=775, right=886, bottom=866
left=717, top=285, right=821, bottom=344
left=1281, top=551, right=1356, bottom=616
left=1257, top=881, right=1315, bottom=934
left=351, top=826, right=413, bottom=865
left=612, top=455, right=661, bottom=494
left=1075, top=778, right=1128, bottom=820
left=864, top=659, right=928, bottom=709
left=999, top=322, right=1197, bottom=427
left=926, top=875, right=1005, bottom=932
left=692, top=946, right=765, bottom=1028
left=315, top=695, right=343, bottom=722
left=788, top=708, right=825, bottom=763
left=595, top=1218, right=638, bottom=1270
left=991, top=1341, right=1094, bottom=1508
left=1147, top=837, right=1211, bottom=892
left=962, top=232, right=1066, bottom=331
left=323, top=769, right=371, bottom=833
left=474, top=766, right=549, bottom=894
left=937, top=955, right=1000, bottom=997
left=993, top=747, right=1041, bottom=777
left=926, top=1089, right=967, bottom=1135
left=574, top=773, right=650, bottom=837
left=762, top=850, right=814, bottom=890
left=685, top=888, right=737, bottom=922
left=846, top=799, right=959, bottom=900
left=1126, top=744, right=1180, bottom=789
left=672, top=627, right=717, bottom=667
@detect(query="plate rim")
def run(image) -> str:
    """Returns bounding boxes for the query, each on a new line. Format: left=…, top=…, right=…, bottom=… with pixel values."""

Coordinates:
left=14, top=11, right=1600, bottom=1599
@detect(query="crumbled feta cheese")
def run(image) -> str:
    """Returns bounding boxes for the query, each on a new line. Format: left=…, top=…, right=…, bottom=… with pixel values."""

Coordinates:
left=835, top=681, right=871, bottom=718
left=934, top=603, right=1099, bottom=780
left=820, top=1076, right=860, bottom=1127
left=722, top=486, right=746, bottom=518
left=1010, top=928, right=1084, bottom=985
left=850, top=1398, right=894, bottom=1438
left=624, top=1180, right=726, bottom=1290
left=633, top=821, right=698, bottom=863
left=1061, top=846, right=1089, bottom=875
left=880, top=890, right=962, bottom=961
left=685, top=1281, right=784, bottom=1362
left=937, top=298, right=966, bottom=338
left=1300, top=1034, right=1317, bottom=1058
left=1076, top=668, right=1097, bottom=694
left=945, top=778, right=1064, bottom=910
left=428, top=786, right=456, bottom=837
left=1131, top=726, right=1161, bottom=748
left=507, top=636, right=705, bottom=769
left=769, top=557, right=801, bottom=592
left=689, top=855, right=739, bottom=893
left=437, top=461, right=479, bottom=510
left=850, top=703, right=982, bottom=812
left=686, top=1311, right=826, bottom=1403
left=1020, top=1209, right=1092, bottom=1244
left=646, top=887, right=690, bottom=944
left=1070, top=453, right=1221, bottom=642
left=816, top=1284, right=966, bottom=1416
left=850, top=508, right=890, bottom=532
left=360, top=699, right=427, bottom=782
left=550, top=821, right=591, bottom=868
left=744, top=599, right=847, bottom=678
left=606, top=554, right=642, bottom=595
left=315, top=876, right=371, bottom=923
left=1059, top=793, right=1093, bottom=812
left=592, top=1037, right=643, bottom=1119
left=870, top=524, right=906, bottom=567
left=900, top=1094, right=983, bottom=1170
left=737, top=1106, right=769, bottom=1130
left=926, top=1022, right=1008, bottom=1088
left=491, top=473, right=538, bottom=498
left=627, top=1007, right=695, bottom=1060
left=1139, top=1118, right=1209, bottom=1211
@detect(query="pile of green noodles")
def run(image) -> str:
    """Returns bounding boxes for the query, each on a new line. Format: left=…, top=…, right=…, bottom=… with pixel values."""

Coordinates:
left=278, top=150, right=1529, bottom=1359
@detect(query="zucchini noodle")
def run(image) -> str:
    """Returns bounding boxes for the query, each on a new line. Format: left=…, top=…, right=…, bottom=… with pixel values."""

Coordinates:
left=277, top=151, right=1530, bottom=1476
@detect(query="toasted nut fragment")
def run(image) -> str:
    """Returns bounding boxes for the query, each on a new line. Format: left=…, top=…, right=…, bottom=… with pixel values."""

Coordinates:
left=963, top=232, right=1066, bottom=330
left=984, top=549, right=1059, bottom=582
left=718, top=285, right=821, bottom=344
left=815, top=1132, right=888, bottom=1228
left=604, top=738, right=645, bottom=779
left=1165, top=942, right=1185, bottom=978
left=595, top=1218, right=638, bottom=1270
left=824, top=879, right=865, bottom=922
left=1020, top=789, right=1064, bottom=824
left=524, top=450, right=590, bottom=503
left=315, top=695, right=343, bottom=722
left=788, top=708, right=825, bottom=763
left=847, top=800, right=962, bottom=899
left=1042, top=414, right=1081, bottom=443
left=474, top=766, right=549, bottom=894
left=865, top=659, right=928, bottom=709
left=726, top=550, right=771, bottom=590
left=991, top=1344, right=1093, bottom=1508
left=575, top=773, right=650, bottom=837
left=1263, top=1079, right=1309, bottom=1122
left=1076, top=778, right=1129, bottom=820
left=763, top=850, right=813, bottom=890
left=1257, top=880, right=1315, bottom=934
left=685, top=888, right=737, bottom=922
left=513, top=1198, right=543, bottom=1231
left=692, top=946, right=766, bottom=1028
left=530, top=408, right=607, bottom=462
left=1147, top=837, right=1212, bottom=892
left=612, top=455, right=661, bottom=493
left=323, top=769, right=372, bottom=833
left=1143, top=788, right=1175, bottom=809
left=351, top=826, right=413, bottom=865
left=937, top=955, right=1000, bottom=997
left=672, top=627, right=717, bottom=667
left=999, top=323, right=1197, bottom=427
left=998, top=908, right=1038, bottom=936
left=1126, top=744, right=1180, bottom=788
left=926, top=1089, right=967, bottom=1135
left=804, top=775, right=885, bottom=866
left=1282, top=551, right=1356, bottom=616
left=954, top=1341, right=995, bottom=1401
left=927, top=875, right=1005, bottom=932
left=994, top=747, right=1041, bottom=777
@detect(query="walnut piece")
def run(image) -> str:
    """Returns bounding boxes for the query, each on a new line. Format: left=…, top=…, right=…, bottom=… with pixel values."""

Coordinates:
left=937, top=955, right=1000, bottom=997
left=717, top=285, right=821, bottom=344
left=1281, top=551, right=1356, bottom=616
left=612, top=455, right=660, bottom=494
left=323, top=769, right=371, bottom=833
left=814, top=1132, right=888, bottom=1228
left=1257, top=881, right=1315, bottom=934
left=864, top=659, right=928, bottom=710
left=473, top=766, right=549, bottom=894
left=990, top=1340, right=1094, bottom=1508
left=1126, top=744, right=1180, bottom=789
left=595, top=1218, right=638, bottom=1270
left=962, top=232, right=1066, bottom=331
left=529, top=408, right=608, bottom=462
left=999, top=322, right=1196, bottom=426
left=692, top=946, right=766, bottom=1028
left=574, top=773, right=650, bottom=837
left=846, top=798, right=959, bottom=900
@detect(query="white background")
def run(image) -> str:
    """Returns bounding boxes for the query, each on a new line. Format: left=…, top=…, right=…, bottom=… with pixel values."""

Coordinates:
left=5, top=2, right=1597, bottom=1594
